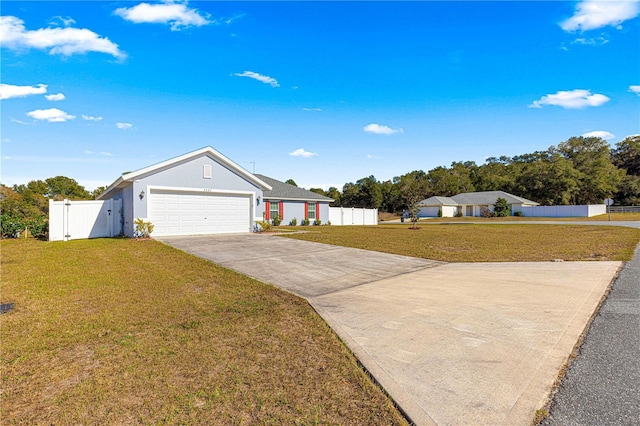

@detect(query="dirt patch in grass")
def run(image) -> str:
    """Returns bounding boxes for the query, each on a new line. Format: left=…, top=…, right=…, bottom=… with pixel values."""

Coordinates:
left=1, top=238, right=406, bottom=425
left=280, top=224, right=640, bottom=262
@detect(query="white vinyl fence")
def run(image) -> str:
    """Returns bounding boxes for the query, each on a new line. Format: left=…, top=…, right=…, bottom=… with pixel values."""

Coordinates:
left=329, top=207, right=378, bottom=226
left=49, top=199, right=122, bottom=241
left=517, top=204, right=606, bottom=218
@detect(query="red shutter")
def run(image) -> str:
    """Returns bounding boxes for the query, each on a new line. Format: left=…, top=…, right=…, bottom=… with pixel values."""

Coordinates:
left=304, top=202, right=308, bottom=219
left=279, top=201, right=284, bottom=218
left=265, top=201, right=270, bottom=221
left=316, top=203, right=320, bottom=220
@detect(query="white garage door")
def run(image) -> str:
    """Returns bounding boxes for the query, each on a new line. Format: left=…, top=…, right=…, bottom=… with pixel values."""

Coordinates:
left=149, top=190, right=251, bottom=236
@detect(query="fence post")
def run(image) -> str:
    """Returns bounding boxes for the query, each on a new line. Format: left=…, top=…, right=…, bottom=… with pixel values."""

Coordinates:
left=63, top=199, right=70, bottom=241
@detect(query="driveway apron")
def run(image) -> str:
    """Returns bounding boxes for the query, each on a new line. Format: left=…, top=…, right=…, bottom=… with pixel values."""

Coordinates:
left=159, top=233, right=621, bottom=426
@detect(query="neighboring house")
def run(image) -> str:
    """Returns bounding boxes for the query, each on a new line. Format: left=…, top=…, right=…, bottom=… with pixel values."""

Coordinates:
left=98, top=146, right=273, bottom=237
left=254, top=174, right=333, bottom=225
left=418, top=191, right=539, bottom=217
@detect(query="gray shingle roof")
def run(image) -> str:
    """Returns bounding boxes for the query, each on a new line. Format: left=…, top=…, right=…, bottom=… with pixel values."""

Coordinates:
left=419, top=196, right=458, bottom=206
left=451, top=191, right=538, bottom=206
left=254, top=174, right=333, bottom=202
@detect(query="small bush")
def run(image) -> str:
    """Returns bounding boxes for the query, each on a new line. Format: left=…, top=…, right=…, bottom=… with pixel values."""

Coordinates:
left=1, top=214, right=24, bottom=238
left=326, top=220, right=331, bottom=226
left=514, top=211, right=523, bottom=217
left=134, top=218, right=154, bottom=238
left=493, top=197, right=511, bottom=217
left=480, top=208, right=494, bottom=218
left=290, top=217, right=297, bottom=226
left=256, top=221, right=271, bottom=232
left=437, top=208, right=443, bottom=218
left=25, top=216, right=48, bottom=239
left=271, top=214, right=282, bottom=227
left=301, top=218, right=310, bottom=226
left=314, top=219, right=322, bottom=226
left=454, top=210, right=463, bottom=217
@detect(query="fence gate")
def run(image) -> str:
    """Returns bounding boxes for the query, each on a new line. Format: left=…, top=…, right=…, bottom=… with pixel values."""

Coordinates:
left=49, top=199, right=122, bottom=241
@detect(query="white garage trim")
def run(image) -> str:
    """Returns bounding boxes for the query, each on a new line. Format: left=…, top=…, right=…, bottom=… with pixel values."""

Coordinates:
left=147, top=185, right=255, bottom=236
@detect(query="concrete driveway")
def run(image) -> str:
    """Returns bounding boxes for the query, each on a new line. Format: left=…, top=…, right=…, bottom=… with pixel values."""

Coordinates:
left=159, top=233, right=621, bottom=425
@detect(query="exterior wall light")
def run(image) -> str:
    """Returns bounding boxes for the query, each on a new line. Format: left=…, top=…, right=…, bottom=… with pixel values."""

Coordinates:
left=139, top=190, right=145, bottom=199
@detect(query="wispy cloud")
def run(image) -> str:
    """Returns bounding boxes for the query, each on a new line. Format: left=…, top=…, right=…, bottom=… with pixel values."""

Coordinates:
left=363, top=123, right=403, bottom=135
left=0, top=83, right=47, bottom=100
left=581, top=130, right=614, bottom=140
left=560, top=0, right=640, bottom=32
left=366, top=154, right=379, bottom=159
left=0, top=16, right=126, bottom=59
left=116, top=122, right=133, bottom=130
left=629, top=85, right=640, bottom=95
left=49, top=16, right=76, bottom=27
left=289, top=148, right=318, bottom=158
left=302, top=107, right=322, bottom=112
left=10, top=117, right=32, bottom=125
left=529, top=89, right=609, bottom=109
left=233, top=71, right=279, bottom=88
left=85, top=150, right=113, bottom=157
left=27, top=108, right=75, bottom=122
left=45, top=93, right=65, bottom=101
left=571, top=35, right=609, bottom=46
left=114, top=1, right=211, bottom=31
left=82, top=114, right=103, bottom=121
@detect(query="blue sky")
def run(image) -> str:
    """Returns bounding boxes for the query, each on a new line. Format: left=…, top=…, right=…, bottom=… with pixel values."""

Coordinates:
left=1, top=1, right=639, bottom=191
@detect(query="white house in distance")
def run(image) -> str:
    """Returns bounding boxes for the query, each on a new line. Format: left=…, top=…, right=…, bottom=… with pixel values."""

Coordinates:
left=418, top=191, right=539, bottom=217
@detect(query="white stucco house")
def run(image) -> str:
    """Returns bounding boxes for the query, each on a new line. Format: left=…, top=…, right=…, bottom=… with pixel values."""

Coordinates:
left=418, top=191, right=539, bottom=217
left=97, top=147, right=332, bottom=237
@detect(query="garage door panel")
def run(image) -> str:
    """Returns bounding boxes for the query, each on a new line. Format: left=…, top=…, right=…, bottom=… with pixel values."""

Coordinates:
left=150, top=190, right=250, bottom=236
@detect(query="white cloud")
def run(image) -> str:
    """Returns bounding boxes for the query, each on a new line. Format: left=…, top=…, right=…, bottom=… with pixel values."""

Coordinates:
left=116, top=122, right=132, bottom=129
left=581, top=130, right=615, bottom=140
left=366, top=154, right=379, bottom=159
left=45, top=93, right=65, bottom=101
left=84, top=150, right=113, bottom=157
left=529, top=89, right=610, bottom=109
left=302, top=107, right=322, bottom=112
left=571, top=36, right=609, bottom=46
left=629, top=85, right=640, bottom=95
left=49, top=16, right=76, bottom=27
left=233, top=71, right=279, bottom=88
left=100, top=151, right=113, bottom=157
left=0, top=16, right=126, bottom=59
left=82, top=114, right=103, bottom=121
left=363, top=123, right=403, bottom=135
left=289, top=148, right=318, bottom=158
left=10, top=117, right=31, bottom=125
left=27, top=108, right=75, bottom=122
left=0, top=83, right=47, bottom=100
left=560, top=0, right=640, bottom=32
left=114, top=1, right=211, bottom=31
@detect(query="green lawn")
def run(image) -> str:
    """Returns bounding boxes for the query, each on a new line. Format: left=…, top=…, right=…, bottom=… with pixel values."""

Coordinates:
left=281, top=224, right=640, bottom=262
left=0, top=238, right=406, bottom=425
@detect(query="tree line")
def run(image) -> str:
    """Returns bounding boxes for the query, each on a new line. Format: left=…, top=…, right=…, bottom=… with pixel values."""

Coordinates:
left=306, top=135, right=640, bottom=212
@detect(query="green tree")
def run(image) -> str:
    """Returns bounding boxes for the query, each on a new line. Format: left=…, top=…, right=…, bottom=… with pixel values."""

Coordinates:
left=555, top=136, right=623, bottom=204
left=614, top=174, right=640, bottom=206
left=612, top=135, right=640, bottom=176
left=427, top=162, right=475, bottom=196
left=45, top=176, right=91, bottom=200
left=325, top=187, right=342, bottom=206
left=91, top=186, right=107, bottom=199
left=0, top=185, right=47, bottom=238
left=516, top=154, right=581, bottom=205
left=285, top=179, right=298, bottom=187
left=493, top=197, right=510, bottom=217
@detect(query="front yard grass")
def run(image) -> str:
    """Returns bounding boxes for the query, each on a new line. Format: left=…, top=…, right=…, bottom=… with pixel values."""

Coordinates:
left=0, top=238, right=406, bottom=425
left=281, top=224, right=640, bottom=262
